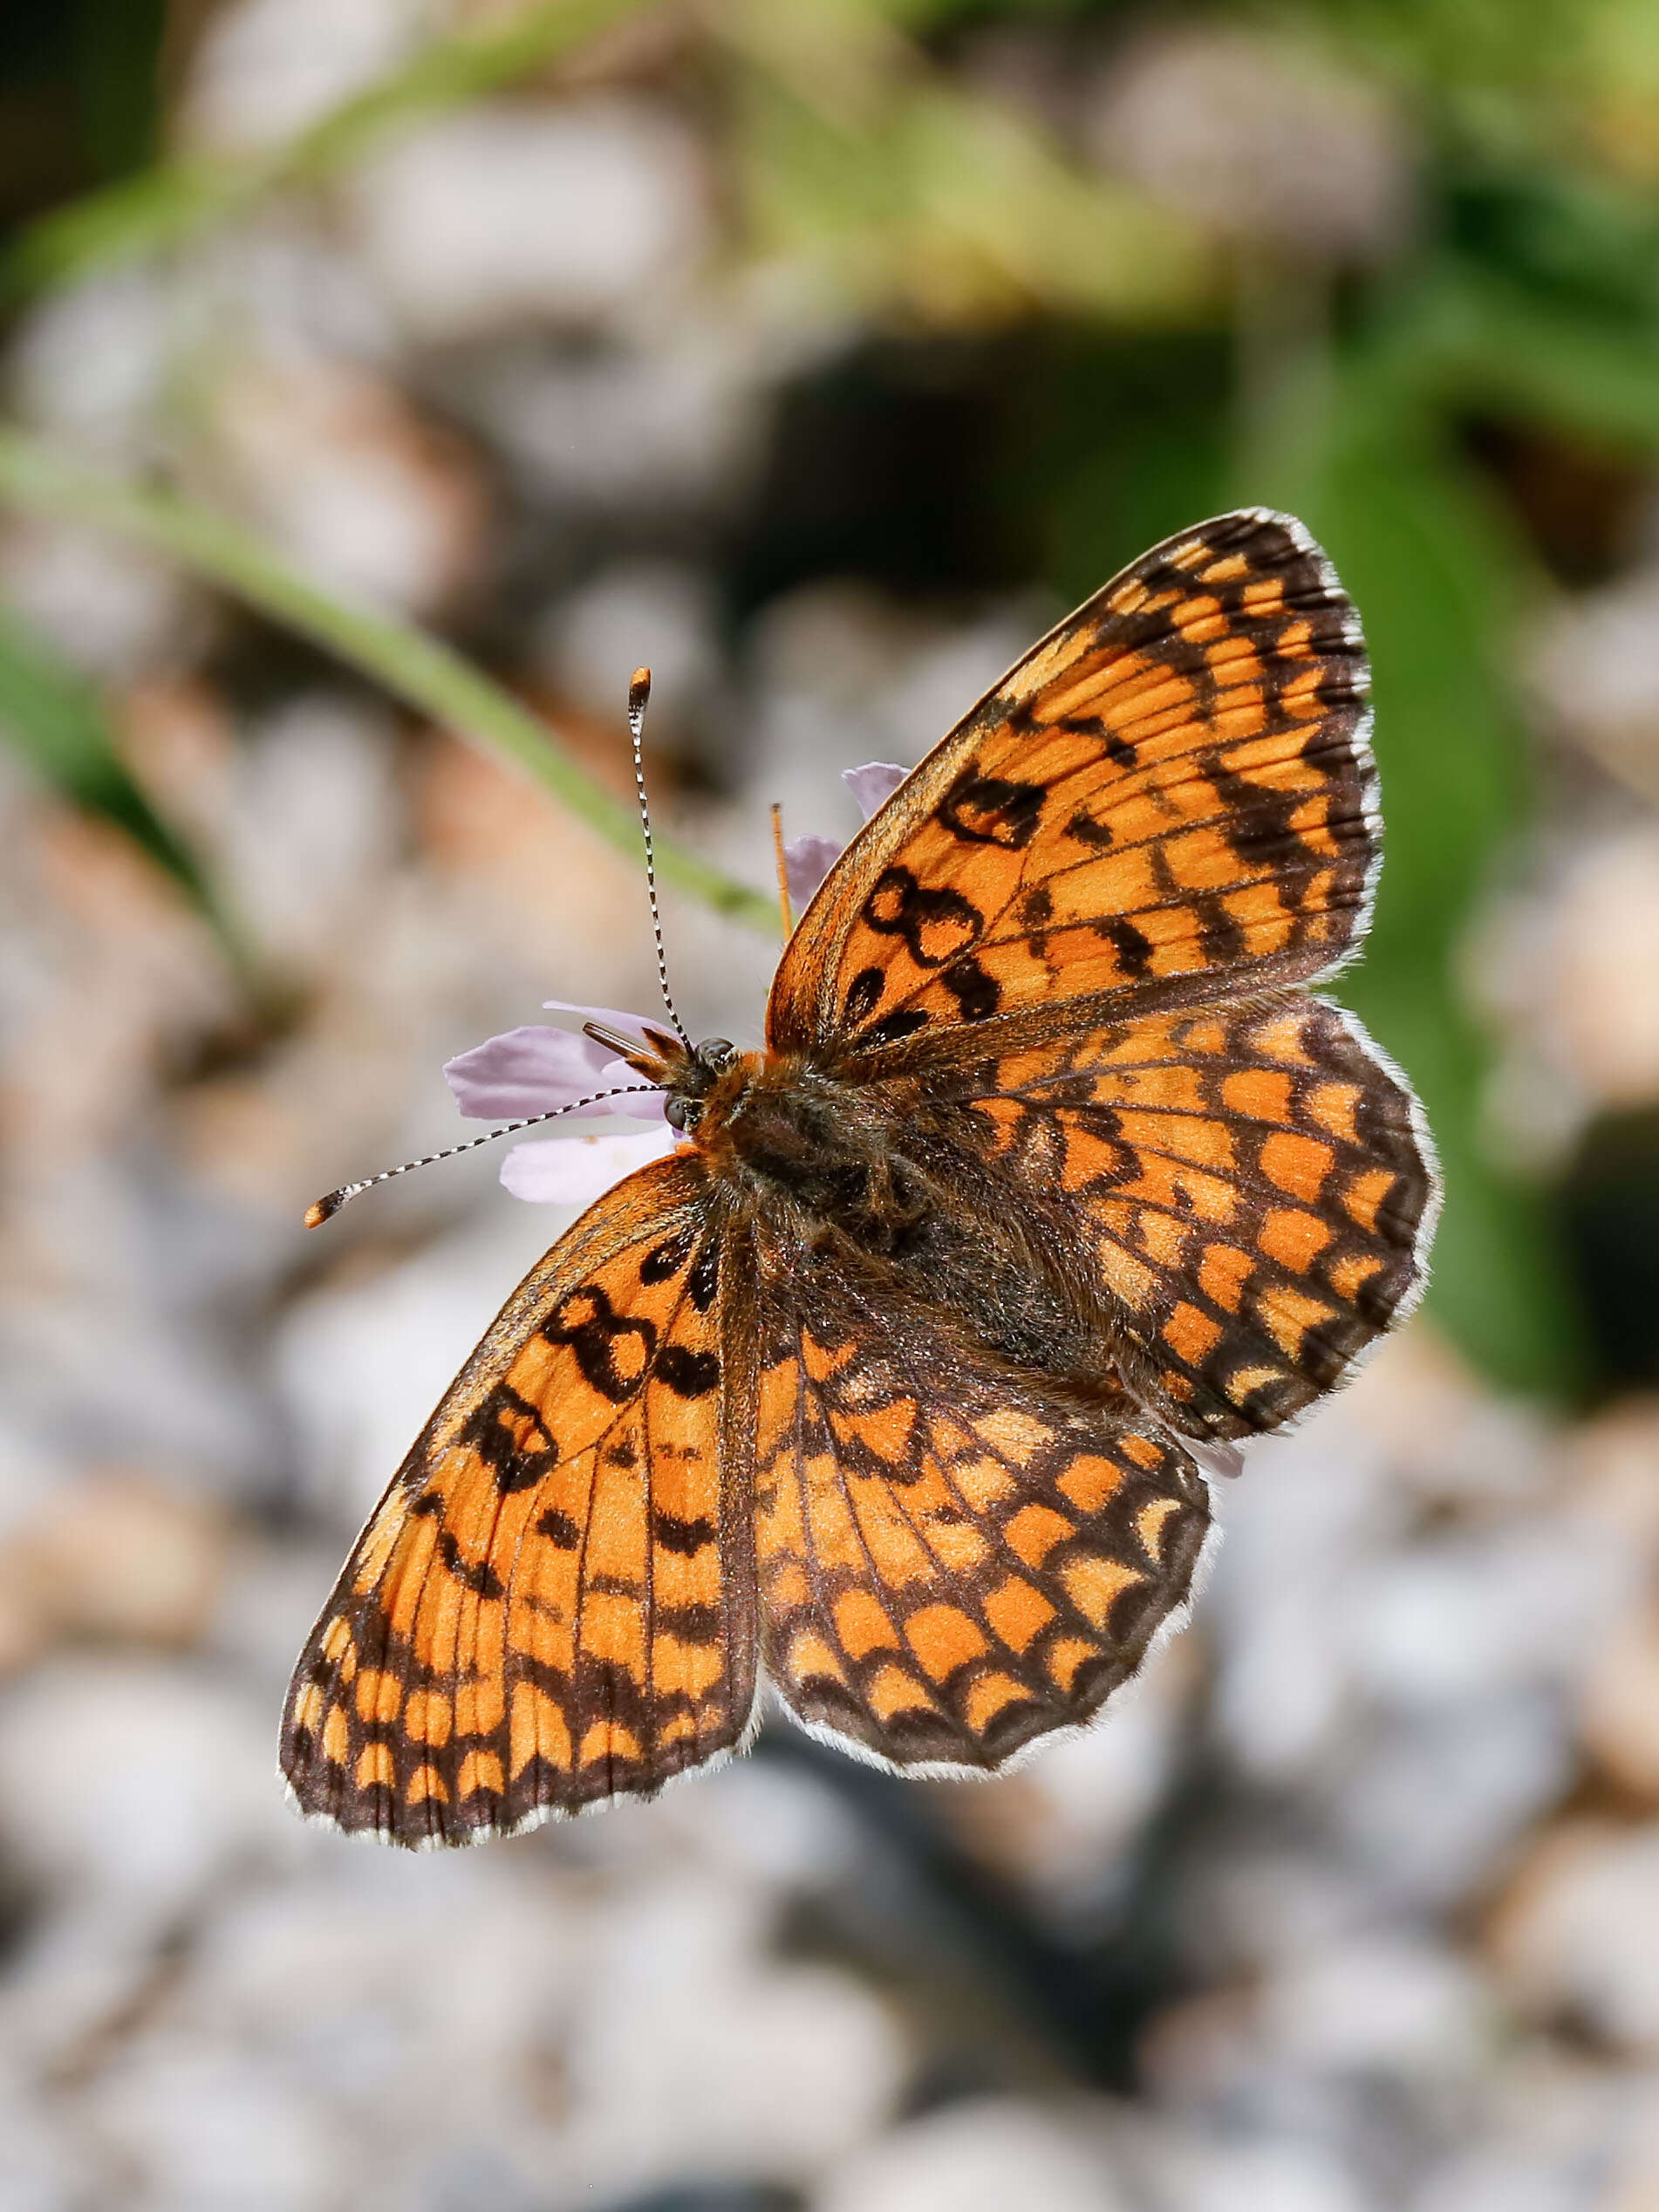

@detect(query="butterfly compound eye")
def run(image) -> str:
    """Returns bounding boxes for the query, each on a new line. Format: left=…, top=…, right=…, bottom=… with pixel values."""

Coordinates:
left=696, top=1038, right=738, bottom=1072
left=665, top=1095, right=700, bottom=1131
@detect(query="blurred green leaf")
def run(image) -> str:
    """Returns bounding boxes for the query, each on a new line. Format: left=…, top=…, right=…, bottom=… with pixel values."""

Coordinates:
left=1238, top=363, right=1591, bottom=1398
left=71, top=0, right=167, bottom=179
left=0, top=598, right=253, bottom=972
left=0, top=431, right=776, bottom=936
left=1, top=0, right=652, bottom=304
left=1009, top=329, right=1235, bottom=598
left=1382, top=261, right=1659, bottom=457
left=720, top=4, right=1215, bottom=326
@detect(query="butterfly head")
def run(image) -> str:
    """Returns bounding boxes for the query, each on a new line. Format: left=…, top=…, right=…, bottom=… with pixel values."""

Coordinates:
left=581, top=1020, right=751, bottom=1135
left=663, top=1035, right=745, bottom=1132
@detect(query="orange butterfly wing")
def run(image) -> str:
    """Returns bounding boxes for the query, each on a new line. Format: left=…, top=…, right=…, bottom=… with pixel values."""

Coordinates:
left=768, top=509, right=1376, bottom=1057
left=926, top=998, right=1437, bottom=1438
left=282, top=1156, right=757, bottom=1845
left=751, top=1236, right=1211, bottom=1772
left=767, top=506, right=1436, bottom=1438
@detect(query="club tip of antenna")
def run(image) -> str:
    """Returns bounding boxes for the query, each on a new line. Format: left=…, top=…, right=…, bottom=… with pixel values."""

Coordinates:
left=304, top=1190, right=345, bottom=1229
left=628, top=666, right=652, bottom=720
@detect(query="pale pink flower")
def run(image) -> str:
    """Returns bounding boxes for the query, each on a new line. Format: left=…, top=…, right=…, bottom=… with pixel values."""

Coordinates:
left=782, top=761, right=909, bottom=908
left=443, top=1000, right=675, bottom=1208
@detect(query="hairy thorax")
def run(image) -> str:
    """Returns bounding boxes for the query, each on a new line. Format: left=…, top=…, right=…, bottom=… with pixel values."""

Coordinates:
left=684, top=1048, right=1127, bottom=1404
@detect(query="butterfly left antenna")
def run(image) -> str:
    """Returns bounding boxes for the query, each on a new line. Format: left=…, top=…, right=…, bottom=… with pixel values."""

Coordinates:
left=302, top=1082, right=660, bottom=1226
left=628, top=668, right=693, bottom=1053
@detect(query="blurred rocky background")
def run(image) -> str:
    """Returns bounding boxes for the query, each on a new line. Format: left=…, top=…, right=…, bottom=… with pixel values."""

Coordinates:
left=3, top=2, right=1659, bottom=2208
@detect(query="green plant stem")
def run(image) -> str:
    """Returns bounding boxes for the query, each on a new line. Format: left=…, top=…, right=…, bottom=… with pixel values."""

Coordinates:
left=0, top=432, right=775, bottom=932
left=2, top=0, right=654, bottom=303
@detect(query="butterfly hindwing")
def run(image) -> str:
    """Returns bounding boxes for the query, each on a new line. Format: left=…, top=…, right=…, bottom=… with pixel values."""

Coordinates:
left=768, top=509, right=1375, bottom=1058
left=282, top=1156, right=757, bottom=1846
left=750, top=1238, right=1212, bottom=1772
left=922, top=995, right=1438, bottom=1438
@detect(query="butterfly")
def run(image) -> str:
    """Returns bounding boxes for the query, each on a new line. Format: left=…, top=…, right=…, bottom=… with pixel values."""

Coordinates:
left=282, top=508, right=1439, bottom=1846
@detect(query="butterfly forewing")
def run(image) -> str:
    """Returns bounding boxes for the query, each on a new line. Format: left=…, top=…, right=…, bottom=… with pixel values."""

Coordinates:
left=768, top=509, right=1376, bottom=1058
left=282, top=1156, right=758, bottom=1845
left=751, top=1244, right=1211, bottom=1772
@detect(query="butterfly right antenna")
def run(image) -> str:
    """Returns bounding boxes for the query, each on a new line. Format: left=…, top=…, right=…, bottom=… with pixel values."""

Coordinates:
left=627, top=668, right=693, bottom=1054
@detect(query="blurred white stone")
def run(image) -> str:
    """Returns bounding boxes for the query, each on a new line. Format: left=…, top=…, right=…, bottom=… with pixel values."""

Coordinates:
left=458, top=323, right=767, bottom=507
left=0, top=2097, right=91, bottom=2212
left=205, top=352, right=489, bottom=613
left=6, top=268, right=174, bottom=452
left=749, top=583, right=957, bottom=720
left=815, top=2099, right=1131, bottom=2212
left=1183, top=1847, right=1377, bottom=1985
left=1545, top=831, right=1659, bottom=1109
left=1141, top=2135, right=1369, bottom=2212
left=193, top=1852, right=576, bottom=2097
left=79, top=2037, right=343, bottom=2212
left=1530, top=568, right=1659, bottom=800
left=743, top=584, right=1048, bottom=876
left=117, top=1849, right=598, bottom=2206
left=929, top=1639, right=1191, bottom=1921
left=1403, top=2046, right=1654, bottom=2210
left=1341, top=1328, right=1558, bottom=1514
left=1580, top=1601, right=1659, bottom=1799
left=0, top=1164, right=281, bottom=1498
left=195, top=216, right=405, bottom=376
left=1475, top=830, right=1659, bottom=1116
left=1090, top=27, right=1415, bottom=262
left=1492, top=1821, right=1659, bottom=2050
left=1601, top=2079, right=1659, bottom=2212
left=213, top=693, right=403, bottom=973
left=1346, top=1517, right=1632, bottom=1709
left=345, top=99, right=709, bottom=340
left=0, top=1892, right=179, bottom=2086
left=1416, top=2159, right=1588, bottom=2212
left=0, top=1473, right=229, bottom=1660
left=180, top=0, right=427, bottom=155
left=564, top=1870, right=903, bottom=2194
left=536, top=561, right=721, bottom=728
left=1260, top=1936, right=1488, bottom=2079
left=1332, top=1693, right=1574, bottom=1910
left=0, top=1656, right=276, bottom=1911
left=1569, top=1402, right=1659, bottom=1554
left=1205, top=1403, right=1403, bottom=1780
left=207, top=1539, right=349, bottom=1704
left=0, top=519, right=201, bottom=679
left=652, top=1758, right=862, bottom=1893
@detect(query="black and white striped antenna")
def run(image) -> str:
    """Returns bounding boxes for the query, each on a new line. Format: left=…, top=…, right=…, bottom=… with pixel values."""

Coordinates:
left=302, top=670, right=690, bottom=1230
left=627, top=667, right=693, bottom=1053
left=302, top=1084, right=661, bottom=1226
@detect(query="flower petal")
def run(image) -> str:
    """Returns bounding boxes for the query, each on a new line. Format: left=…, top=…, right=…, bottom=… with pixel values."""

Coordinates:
left=843, top=761, right=908, bottom=819
left=595, top=1060, right=670, bottom=1122
left=1190, top=1437, right=1248, bottom=1481
left=443, top=1025, right=617, bottom=1120
left=500, top=1124, right=678, bottom=1205
left=783, top=832, right=844, bottom=911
